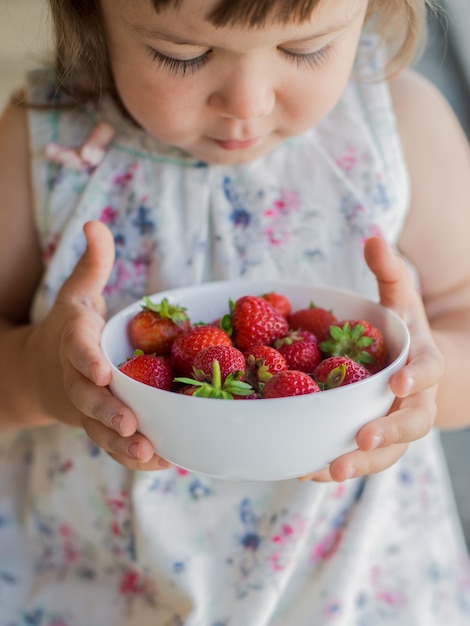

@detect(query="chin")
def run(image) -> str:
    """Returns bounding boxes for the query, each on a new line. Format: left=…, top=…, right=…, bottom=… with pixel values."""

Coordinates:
left=194, top=141, right=280, bottom=166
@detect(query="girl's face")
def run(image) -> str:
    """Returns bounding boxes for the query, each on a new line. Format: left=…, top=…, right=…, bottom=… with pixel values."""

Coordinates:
left=100, top=0, right=369, bottom=165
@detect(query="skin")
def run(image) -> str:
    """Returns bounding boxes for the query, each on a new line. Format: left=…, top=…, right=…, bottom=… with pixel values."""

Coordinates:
left=0, top=0, right=469, bottom=481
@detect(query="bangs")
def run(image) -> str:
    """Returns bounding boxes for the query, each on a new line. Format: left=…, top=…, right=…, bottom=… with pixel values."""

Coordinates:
left=151, top=0, right=322, bottom=26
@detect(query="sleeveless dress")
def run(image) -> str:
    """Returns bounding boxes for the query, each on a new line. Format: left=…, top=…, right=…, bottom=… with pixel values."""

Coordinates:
left=1, top=36, right=470, bottom=626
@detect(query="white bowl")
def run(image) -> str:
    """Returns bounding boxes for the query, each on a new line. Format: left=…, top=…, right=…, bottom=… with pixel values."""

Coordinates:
left=101, top=281, right=410, bottom=481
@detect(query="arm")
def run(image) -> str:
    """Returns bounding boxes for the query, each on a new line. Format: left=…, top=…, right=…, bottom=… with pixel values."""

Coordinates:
left=304, top=69, right=470, bottom=482
left=0, top=101, right=168, bottom=470
left=392, top=69, right=470, bottom=429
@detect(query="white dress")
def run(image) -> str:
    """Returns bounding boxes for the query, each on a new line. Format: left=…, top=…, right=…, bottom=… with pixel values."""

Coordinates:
left=1, top=35, right=469, bottom=626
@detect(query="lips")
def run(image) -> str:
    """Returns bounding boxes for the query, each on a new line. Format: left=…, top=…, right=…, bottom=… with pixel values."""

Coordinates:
left=212, top=137, right=261, bottom=151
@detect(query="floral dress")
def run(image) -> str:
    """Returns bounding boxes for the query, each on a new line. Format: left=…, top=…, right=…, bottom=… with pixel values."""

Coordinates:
left=1, top=35, right=469, bottom=626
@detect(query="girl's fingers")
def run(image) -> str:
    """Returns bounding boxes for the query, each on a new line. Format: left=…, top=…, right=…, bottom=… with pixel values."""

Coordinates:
left=389, top=344, right=443, bottom=398
left=356, top=391, right=437, bottom=452
left=56, top=221, right=117, bottom=386
left=60, top=310, right=113, bottom=387
left=83, top=417, right=171, bottom=470
left=300, top=442, right=408, bottom=483
left=300, top=388, right=437, bottom=483
left=63, top=363, right=138, bottom=436
left=322, top=442, right=409, bottom=482
left=363, top=236, right=418, bottom=312
left=57, top=220, right=115, bottom=306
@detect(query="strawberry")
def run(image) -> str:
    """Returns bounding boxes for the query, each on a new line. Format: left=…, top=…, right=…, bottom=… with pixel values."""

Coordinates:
left=128, top=297, right=190, bottom=355
left=119, top=352, right=174, bottom=390
left=170, top=325, right=232, bottom=377
left=192, top=345, right=246, bottom=382
left=273, top=330, right=321, bottom=373
left=313, top=356, right=370, bottom=389
left=174, top=345, right=253, bottom=399
left=262, top=370, right=321, bottom=398
left=319, top=320, right=387, bottom=374
left=288, top=303, right=337, bottom=343
left=261, top=292, right=292, bottom=318
left=224, top=295, right=289, bottom=352
left=244, top=345, right=287, bottom=389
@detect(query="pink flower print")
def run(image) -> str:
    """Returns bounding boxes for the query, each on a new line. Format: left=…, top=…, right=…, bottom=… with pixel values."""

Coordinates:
left=376, top=589, right=407, bottom=609
left=113, top=171, right=134, bottom=189
left=104, top=259, right=133, bottom=296
left=336, top=147, right=357, bottom=171
left=99, top=206, right=119, bottom=225
left=271, top=524, right=294, bottom=547
left=175, top=466, right=189, bottom=476
left=268, top=552, right=285, bottom=572
left=265, top=225, right=289, bottom=246
left=311, top=528, right=342, bottom=561
left=333, top=484, right=346, bottom=499
left=360, top=224, right=383, bottom=245
left=43, top=233, right=61, bottom=262
left=59, top=459, right=73, bottom=474
left=119, top=570, right=142, bottom=595
left=58, top=523, right=80, bottom=564
left=263, top=189, right=300, bottom=246
left=106, top=494, right=127, bottom=515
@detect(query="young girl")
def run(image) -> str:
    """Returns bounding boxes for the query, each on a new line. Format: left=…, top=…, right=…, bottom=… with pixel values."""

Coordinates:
left=1, top=0, right=470, bottom=623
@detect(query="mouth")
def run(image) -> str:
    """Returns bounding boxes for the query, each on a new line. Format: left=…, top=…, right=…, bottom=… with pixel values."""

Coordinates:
left=211, top=137, right=261, bottom=151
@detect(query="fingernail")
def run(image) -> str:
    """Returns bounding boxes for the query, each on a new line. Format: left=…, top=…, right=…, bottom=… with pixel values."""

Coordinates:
left=158, top=457, right=171, bottom=469
left=128, top=442, right=140, bottom=460
left=344, top=465, right=357, bottom=480
left=403, top=375, right=415, bottom=396
left=111, top=413, right=122, bottom=434
left=371, top=434, right=384, bottom=450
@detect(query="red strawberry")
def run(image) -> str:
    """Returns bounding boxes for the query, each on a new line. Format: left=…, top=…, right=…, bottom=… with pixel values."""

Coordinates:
left=171, top=325, right=232, bottom=377
left=261, top=292, right=292, bottom=318
left=319, top=320, right=387, bottom=374
left=244, top=345, right=287, bottom=389
left=273, top=330, right=321, bottom=373
left=192, top=345, right=246, bottom=382
left=118, top=352, right=174, bottom=390
left=128, top=297, right=190, bottom=355
left=225, top=295, right=289, bottom=352
left=288, top=303, right=337, bottom=343
left=313, top=356, right=370, bottom=389
left=174, top=345, right=253, bottom=399
left=262, top=370, right=321, bottom=398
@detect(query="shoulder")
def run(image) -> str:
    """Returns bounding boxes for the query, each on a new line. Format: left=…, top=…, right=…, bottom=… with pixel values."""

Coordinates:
left=0, top=97, right=43, bottom=323
left=389, top=69, right=470, bottom=305
left=389, top=68, right=469, bottom=158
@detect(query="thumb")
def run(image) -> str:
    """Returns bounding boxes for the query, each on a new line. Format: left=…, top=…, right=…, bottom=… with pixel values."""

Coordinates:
left=363, top=236, right=412, bottom=311
left=58, top=221, right=115, bottom=307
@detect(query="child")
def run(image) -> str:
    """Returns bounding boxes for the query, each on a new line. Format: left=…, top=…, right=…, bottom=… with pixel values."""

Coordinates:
left=1, top=0, right=470, bottom=623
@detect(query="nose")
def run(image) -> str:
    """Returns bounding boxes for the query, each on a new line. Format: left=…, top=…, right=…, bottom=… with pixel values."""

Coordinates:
left=209, top=61, right=275, bottom=120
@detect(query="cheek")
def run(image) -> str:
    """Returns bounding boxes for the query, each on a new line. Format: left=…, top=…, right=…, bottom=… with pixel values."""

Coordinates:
left=280, top=79, right=342, bottom=133
left=113, top=69, right=201, bottom=141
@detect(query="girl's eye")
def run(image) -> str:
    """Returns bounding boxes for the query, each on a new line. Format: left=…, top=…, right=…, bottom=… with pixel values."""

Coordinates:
left=147, top=48, right=211, bottom=76
left=281, top=43, right=332, bottom=68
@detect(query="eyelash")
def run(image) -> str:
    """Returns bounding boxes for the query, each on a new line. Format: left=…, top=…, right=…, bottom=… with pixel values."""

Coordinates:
left=147, top=43, right=332, bottom=77
left=147, top=48, right=211, bottom=76
left=282, top=44, right=332, bottom=68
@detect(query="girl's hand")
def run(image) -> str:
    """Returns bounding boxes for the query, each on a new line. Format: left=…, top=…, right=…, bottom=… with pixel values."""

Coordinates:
left=301, top=236, right=444, bottom=483
left=32, top=220, right=171, bottom=471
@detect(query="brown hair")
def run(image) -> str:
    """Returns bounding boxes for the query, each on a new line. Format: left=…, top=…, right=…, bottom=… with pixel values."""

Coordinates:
left=47, top=0, right=436, bottom=102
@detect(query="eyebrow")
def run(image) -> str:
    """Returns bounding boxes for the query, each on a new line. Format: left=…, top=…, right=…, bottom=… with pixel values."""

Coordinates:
left=130, top=11, right=362, bottom=47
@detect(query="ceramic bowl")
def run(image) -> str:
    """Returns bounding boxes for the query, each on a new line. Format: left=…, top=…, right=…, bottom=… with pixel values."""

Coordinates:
left=101, top=280, right=410, bottom=481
